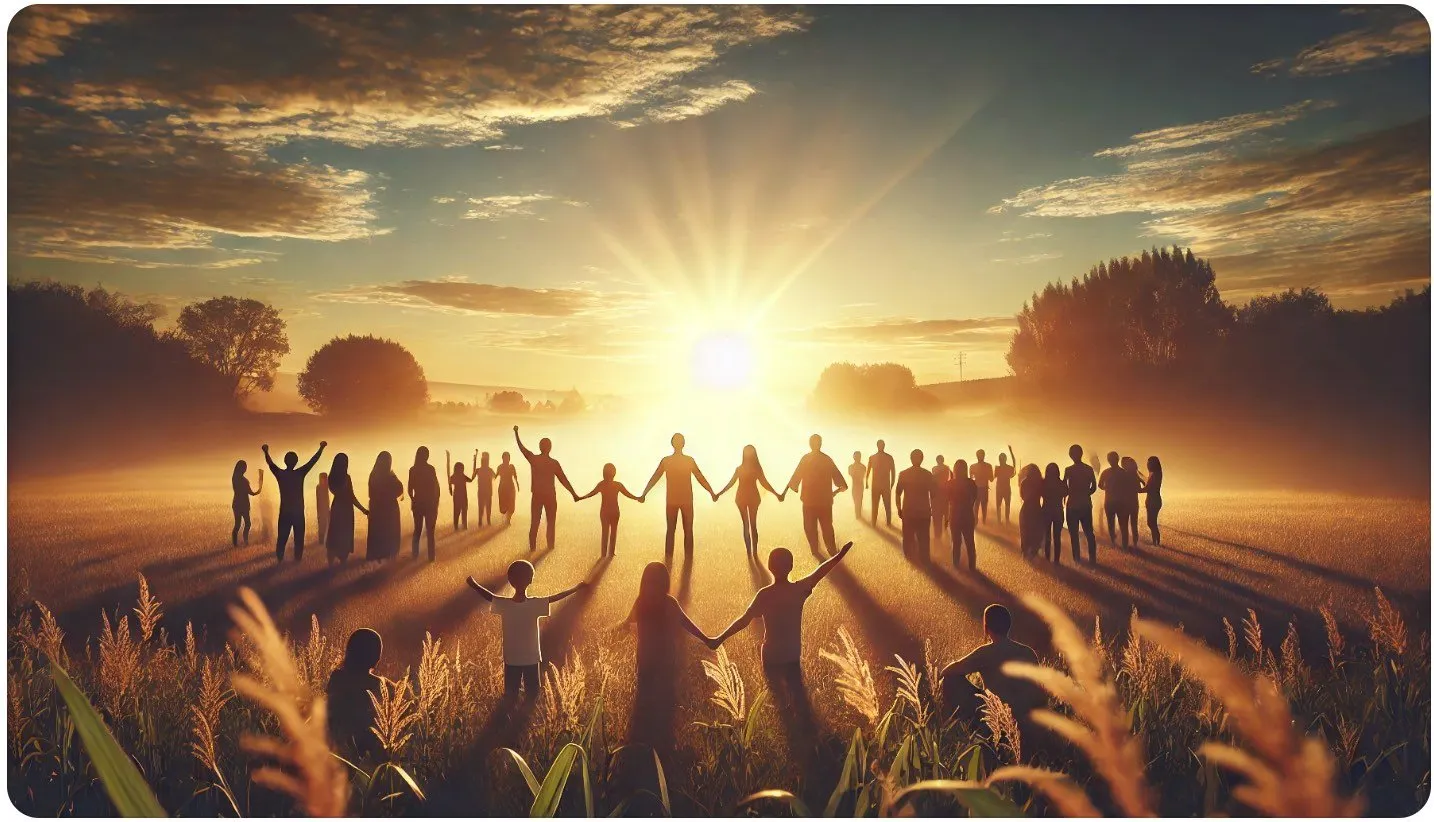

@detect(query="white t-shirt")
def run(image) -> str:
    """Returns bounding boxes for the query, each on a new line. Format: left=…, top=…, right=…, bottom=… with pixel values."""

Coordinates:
left=490, top=596, right=551, bottom=666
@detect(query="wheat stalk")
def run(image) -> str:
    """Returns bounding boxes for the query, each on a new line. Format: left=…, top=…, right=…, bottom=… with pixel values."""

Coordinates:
left=542, top=652, right=587, bottom=731
left=370, top=672, right=420, bottom=756
left=1318, top=604, right=1345, bottom=670
left=133, top=573, right=163, bottom=644
left=227, top=586, right=348, bottom=817
left=701, top=646, right=747, bottom=723
left=1133, top=617, right=1362, bottom=816
left=818, top=626, right=879, bottom=725
left=1363, top=587, right=1408, bottom=658
left=979, top=689, right=1021, bottom=763
left=884, top=654, right=928, bottom=727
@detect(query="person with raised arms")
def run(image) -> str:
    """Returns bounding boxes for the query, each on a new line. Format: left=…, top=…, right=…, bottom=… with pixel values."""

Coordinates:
left=514, top=426, right=578, bottom=552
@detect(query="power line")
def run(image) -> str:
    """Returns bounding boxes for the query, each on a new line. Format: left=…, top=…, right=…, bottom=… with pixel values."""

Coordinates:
left=955, top=351, right=966, bottom=382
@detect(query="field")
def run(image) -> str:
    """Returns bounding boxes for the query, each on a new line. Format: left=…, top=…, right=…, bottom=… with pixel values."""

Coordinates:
left=7, top=404, right=1431, bottom=816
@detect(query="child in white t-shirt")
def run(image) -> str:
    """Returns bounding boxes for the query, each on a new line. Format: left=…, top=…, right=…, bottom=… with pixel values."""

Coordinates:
left=467, top=560, right=588, bottom=698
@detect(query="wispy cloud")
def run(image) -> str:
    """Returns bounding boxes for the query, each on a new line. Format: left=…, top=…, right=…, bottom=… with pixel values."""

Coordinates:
left=617, top=80, right=759, bottom=127
left=457, top=194, right=587, bottom=221
left=1094, top=100, right=1333, bottom=158
left=991, top=252, right=1063, bottom=265
left=997, top=231, right=1052, bottom=243
left=1252, top=7, right=1430, bottom=76
left=314, top=279, right=646, bottom=318
left=802, top=316, right=1017, bottom=348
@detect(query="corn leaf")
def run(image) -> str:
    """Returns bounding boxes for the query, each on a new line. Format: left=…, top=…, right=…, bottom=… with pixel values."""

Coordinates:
left=50, top=661, right=167, bottom=818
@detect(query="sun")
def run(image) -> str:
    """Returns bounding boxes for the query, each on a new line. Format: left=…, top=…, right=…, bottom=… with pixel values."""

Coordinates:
left=690, top=331, right=755, bottom=390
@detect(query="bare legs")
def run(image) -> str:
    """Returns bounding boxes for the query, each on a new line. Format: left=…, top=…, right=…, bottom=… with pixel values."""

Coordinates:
left=738, top=502, right=759, bottom=556
left=232, top=509, right=251, bottom=547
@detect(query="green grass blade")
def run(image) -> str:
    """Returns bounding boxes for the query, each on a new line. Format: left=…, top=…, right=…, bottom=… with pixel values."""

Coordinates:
left=530, top=742, right=581, bottom=817
left=580, top=747, right=594, bottom=818
left=737, top=789, right=811, bottom=817
left=582, top=695, right=605, bottom=749
left=824, top=728, right=863, bottom=817
left=890, top=780, right=1025, bottom=817
left=372, top=761, right=427, bottom=803
left=653, top=749, right=672, bottom=816
left=743, top=690, right=769, bottom=747
left=50, top=661, right=167, bottom=817
left=498, top=747, right=542, bottom=797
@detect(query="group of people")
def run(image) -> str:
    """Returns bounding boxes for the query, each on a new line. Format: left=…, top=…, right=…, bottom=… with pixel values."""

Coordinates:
left=230, top=429, right=1164, bottom=574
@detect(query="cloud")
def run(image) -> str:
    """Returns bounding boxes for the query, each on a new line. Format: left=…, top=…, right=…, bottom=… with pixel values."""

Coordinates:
left=991, top=252, right=1064, bottom=265
left=314, top=279, right=646, bottom=318
left=1253, top=8, right=1430, bottom=76
left=466, top=325, right=653, bottom=360
left=617, top=80, right=759, bottom=127
left=1094, top=100, right=1334, bottom=158
left=456, top=194, right=587, bottom=221
left=803, top=317, right=1017, bottom=348
left=483, top=144, right=523, bottom=151
left=7, top=6, right=118, bottom=66
left=997, top=231, right=1052, bottom=243
left=993, top=110, right=1431, bottom=303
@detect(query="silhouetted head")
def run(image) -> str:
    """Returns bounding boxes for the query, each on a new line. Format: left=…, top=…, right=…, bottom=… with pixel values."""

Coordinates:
left=976, top=449, right=986, bottom=462
left=1069, top=444, right=1083, bottom=462
left=909, top=449, right=924, bottom=467
left=233, top=460, right=247, bottom=480
left=954, top=459, right=969, bottom=479
left=638, top=561, right=670, bottom=601
left=809, top=434, right=822, bottom=452
left=935, top=454, right=946, bottom=466
left=767, top=547, right=794, bottom=580
left=415, top=446, right=430, bottom=465
left=481, top=451, right=491, bottom=467
left=671, top=433, right=685, bottom=452
left=451, top=463, right=465, bottom=479
left=331, top=453, right=349, bottom=479
left=1147, top=456, right=1162, bottom=475
left=1121, top=457, right=1139, bottom=477
left=342, top=628, right=382, bottom=671
left=603, top=463, right=616, bottom=480
left=742, top=444, right=760, bottom=468
left=318, top=472, right=329, bottom=486
left=983, top=604, right=1013, bottom=639
left=1106, top=451, right=1119, bottom=468
left=852, top=451, right=861, bottom=462
left=500, top=452, right=511, bottom=465
left=1044, top=463, right=1060, bottom=484
left=284, top=451, right=299, bottom=469
left=508, top=559, right=535, bottom=591
left=998, top=453, right=1008, bottom=466
left=1023, top=464, right=1040, bottom=483
left=876, top=439, right=886, bottom=453
left=373, top=451, right=393, bottom=476
left=539, top=438, right=552, bottom=455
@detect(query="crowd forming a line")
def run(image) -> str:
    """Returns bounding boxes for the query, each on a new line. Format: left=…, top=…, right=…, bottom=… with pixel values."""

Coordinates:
left=228, top=427, right=1165, bottom=758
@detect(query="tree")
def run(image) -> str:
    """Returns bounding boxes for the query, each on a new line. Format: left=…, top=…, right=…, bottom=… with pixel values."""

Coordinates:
left=558, top=389, right=587, bottom=415
left=297, top=335, right=428, bottom=417
left=174, top=297, right=289, bottom=398
left=809, top=361, right=939, bottom=416
left=487, top=390, right=530, bottom=414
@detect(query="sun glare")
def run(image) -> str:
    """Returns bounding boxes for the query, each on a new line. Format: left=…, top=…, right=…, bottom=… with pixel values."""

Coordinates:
left=690, top=331, right=755, bottom=390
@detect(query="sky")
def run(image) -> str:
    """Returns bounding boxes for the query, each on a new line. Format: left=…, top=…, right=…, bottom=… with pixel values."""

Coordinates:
left=8, top=5, right=1431, bottom=396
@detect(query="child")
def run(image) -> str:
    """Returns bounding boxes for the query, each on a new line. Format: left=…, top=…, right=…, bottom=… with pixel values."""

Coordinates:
left=447, top=450, right=471, bottom=531
left=466, top=561, right=588, bottom=699
left=326, top=628, right=383, bottom=759
left=576, top=463, right=641, bottom=556
left=316, top=472, right=331, bottom=546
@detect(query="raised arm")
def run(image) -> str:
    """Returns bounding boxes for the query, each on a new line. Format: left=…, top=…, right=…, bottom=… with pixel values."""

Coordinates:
left=466, top=576, right=496, bottom=602
left=804, top=541, right=852, bottom=586
left=549, top=581, right=591, bottom=603
left=710, top=593, right=761, bottom=648
left=262, top=445, right=280, bottom=475
left=300, top=441, right=327, bottom=474
left=640, top=458, right=666, bottom=498
left=249, top=471, right=264, bottom=496
left=472, top=450, right=478, bottom=476
left=1008, top=445, right=1016, bottom=468
left=513, top=426, right=534, bottom=461
left=446, top=451, right=453, bottom=490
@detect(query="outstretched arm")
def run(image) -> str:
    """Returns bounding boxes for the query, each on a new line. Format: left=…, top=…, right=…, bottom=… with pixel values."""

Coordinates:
left=300, top=442, right=327, bottom=474
left=249, top=471, right=264, bottom=496
left=804, top=541, right=853, bottom=586
left=549, top=581, right=591, bottom=603
left=466, top=576, right=496, bottom=602
left=555, top=463, right=578, bottom=499
left=641, top=458, right=666, bottom=498
left=672, top=600, right=712, bottom=643
left=716, top=469, right=739, bottom=498
left=756, top=468, right=780, bottom=497
left=618, top=482, right=642, bottom=502
left=710, top=594, right=761, bottom=648
left=354, top=491, right=370, bottom=517
left=513, top=426, right=534, bottom=460
left=576, top=482, right=602, bottom=502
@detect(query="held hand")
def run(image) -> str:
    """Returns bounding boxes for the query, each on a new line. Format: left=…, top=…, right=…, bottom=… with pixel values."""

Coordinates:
left=577, top=580, right=591, bottom=591
left=705, top=636, right=722, bottom=651
left=711, top=492, right=719, bottom=503
left=638, top=494, right=647, bottom=504
left=319, top=441, right=327, bottom=449
left=777, top=491, right=786, bottom=502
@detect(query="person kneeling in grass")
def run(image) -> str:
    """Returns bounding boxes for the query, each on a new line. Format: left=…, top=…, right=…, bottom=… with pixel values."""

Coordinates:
left=940, top=604, right=1045, bottom=746
left=467, top=560, right=588, bottom=700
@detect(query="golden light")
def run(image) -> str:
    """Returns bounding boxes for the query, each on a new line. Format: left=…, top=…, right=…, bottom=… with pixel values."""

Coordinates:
left=690, top=331, right=754, bottom=390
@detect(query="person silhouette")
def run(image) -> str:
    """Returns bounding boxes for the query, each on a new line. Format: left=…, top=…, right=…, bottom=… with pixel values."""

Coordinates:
left=970, top=449, right=994, bottom=525
left=1018, top=463, right=1044, bottom=557
left=620, top=562, right=715, bottom=752
left=1142, top=456, right=1163, bottom=546
left=640, top=433, right=715, bottom=560
left=366, top=451, right=403, bottom=562
left=896, top=450, right=936, bottom=562
left=408, top=447, right=441, bottom=560
left=868, top=440, right=895, bottom=527
left=447, top=450, right=472, bottom=532
left=261, top=441, right=326, bottom=563
left=1098, top=451, right=1129, bottom=550
left=576, top=463, right=642, bottom=556
left=1041, top=463, right=1066, bottom=563
left=931, top=455, right=952, bottom=541
left=326, top=628, right=383, bottom=760
left=325, top=453, right=367, bottom=564
left=714, top=445, right=784, bottom=557
left=1120, top=456, right=1145, bottom=548
left=496, top=451, right=519, bottom=525
left=940, top=605, right=1044, bottom=741
left=786, top=434, right=848, bottom=556
left=994, top=446, right=1016, bottom=524
left=948, top=459, right=978, bottom=569
left=847, top=451, right=867, bottom=518
left=1063, top=445, right=1098, bottom=564
left=316, top=472, right=331, bottom=546
left=474, top=451, right=496, bottom=526
left=230, top=460, right=263, bottom=547
left=514, top=426, right=577, bottom=552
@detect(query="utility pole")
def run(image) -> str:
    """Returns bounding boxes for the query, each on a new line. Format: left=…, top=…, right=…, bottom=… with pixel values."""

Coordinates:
left=955, top=351, right=966, bottom=382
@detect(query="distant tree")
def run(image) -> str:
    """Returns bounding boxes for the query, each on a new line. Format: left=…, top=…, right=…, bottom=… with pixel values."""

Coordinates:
left=1007, top=247, right=1229, bottom=382
left=487, top=390, right=530, bottom=414
left=173, top=296, right=290, bottom=398
left=558, top=389, right=587, bottom=415
left=810, top=361, right=939, bottom=416
left=297, top=335, right=428, bottom=417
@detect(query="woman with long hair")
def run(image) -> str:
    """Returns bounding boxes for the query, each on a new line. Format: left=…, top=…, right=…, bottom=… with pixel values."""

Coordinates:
left=948, top=459, right=978, bottom=569
left=1017, top=463, right=1044, bottom=558
left=474, top=451, right=496, bottom=526
left=326, top=628, right=383, bottom=759
left=1041, top=463, right=1067, bottom=563
left=496, top=451, right=519, bottom=525
left=714, top=444, right=785, bottom=556
left=366, top=451, right=403, bottom=562
left=326, top=453, right=368, bottom=563
left=230, top=460, right=263, bottom=547
left=1142, top=456, right=1163, bottom=546
left=1120, top=456, right=1145, bottom=548
left=621, top=562, right=714, bottom=752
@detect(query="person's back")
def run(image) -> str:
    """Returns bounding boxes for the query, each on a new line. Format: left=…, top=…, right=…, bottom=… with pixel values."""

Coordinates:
left=1064, top=462, right=1095, bottom=509
left=794, top=450, right=840, bottom=505
left=526, top=452, right=559, bottom=498
left=326, top=666, right=381, bottom=754
left=950, top=475, right=977, bottom=521
left=275, top=465, right=306, bottom=512
left=752, top=577, right=816, bottom=665
left=971, top=460, right=993, bottom=490
left=660, top=453, right=697, bottom=506
left=898, top=465, right=935, bottom=515
left=956, top=638, right=1042, bottom=715
left=849, top=460, right=866, bottom=487
left=410, top=462, right=440, bottom=508
left=870, top=450, right=895, bottom=488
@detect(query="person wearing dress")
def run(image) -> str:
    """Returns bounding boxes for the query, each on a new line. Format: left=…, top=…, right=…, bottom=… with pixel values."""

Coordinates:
left=1017, top=463, right=1044, bottom=558
left=948, top=459, right=979, bottom=570
left=496, top=452, right=519, bottom=525
left=715, top=445, right=784, bottom=557
left=366, top=451, right=403, bottom=562
left=620, top=562, right=715, bottom=753
left=326, top=453, right=367, bottom=563
left=230, top=460, right=263, bottom=547
left=474, top=451, right=496, bottom=526
left=1041, top=463, right=1067, bottom=563
left=316, top=472, right=331, bottom=546
left=1142, top=456, right=1163, bottom=546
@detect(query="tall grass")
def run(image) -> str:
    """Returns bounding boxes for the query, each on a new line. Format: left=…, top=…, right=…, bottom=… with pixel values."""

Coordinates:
left=8, top=575, right=1428, bottom=816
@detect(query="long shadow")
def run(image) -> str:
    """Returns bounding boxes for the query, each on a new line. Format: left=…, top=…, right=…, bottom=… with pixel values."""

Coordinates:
left=1163, top=527, right=1377, bottom=589
left=284, top=561, right=424, bottom=630
left=823, top=563, right=923, bottom=662
left=541, top=556, right=612, bottom=664
left=747, top=552, right=771, bottom=591
left=676, top=553, right=695, bottom=606
left=435, top=521, right=511, bottom=564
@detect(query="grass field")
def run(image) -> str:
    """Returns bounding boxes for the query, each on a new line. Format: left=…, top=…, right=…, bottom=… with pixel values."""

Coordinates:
left=7, top=408, right=1431, bottom=815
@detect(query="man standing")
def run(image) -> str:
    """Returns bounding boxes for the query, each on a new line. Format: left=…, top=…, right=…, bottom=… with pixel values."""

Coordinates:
left=896, top=449, right=936, bottom=562
left=787, top=434, right=848, bottom=555
left=931, top=454, right=952, bottom=541
left=514, top=426, right=579, bottom=552
left=971, top=449, right=994, bottom=525
left=262, top=440, right=326, bottom=563
left=640, top=433, right=715, bottom=559
left=1063, top=444, right=1098, bottom=564
left=868, top=439, right=896, bottom=527
left=408, top=446, right=440, bottom=560
left=993, top=447, right=1016, bottom=524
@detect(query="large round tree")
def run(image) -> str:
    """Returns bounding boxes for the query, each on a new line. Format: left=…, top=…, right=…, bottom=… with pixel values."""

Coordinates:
left=174, top=296, right=289, bottom=398
left=297, top=335, right=429, bottom=417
